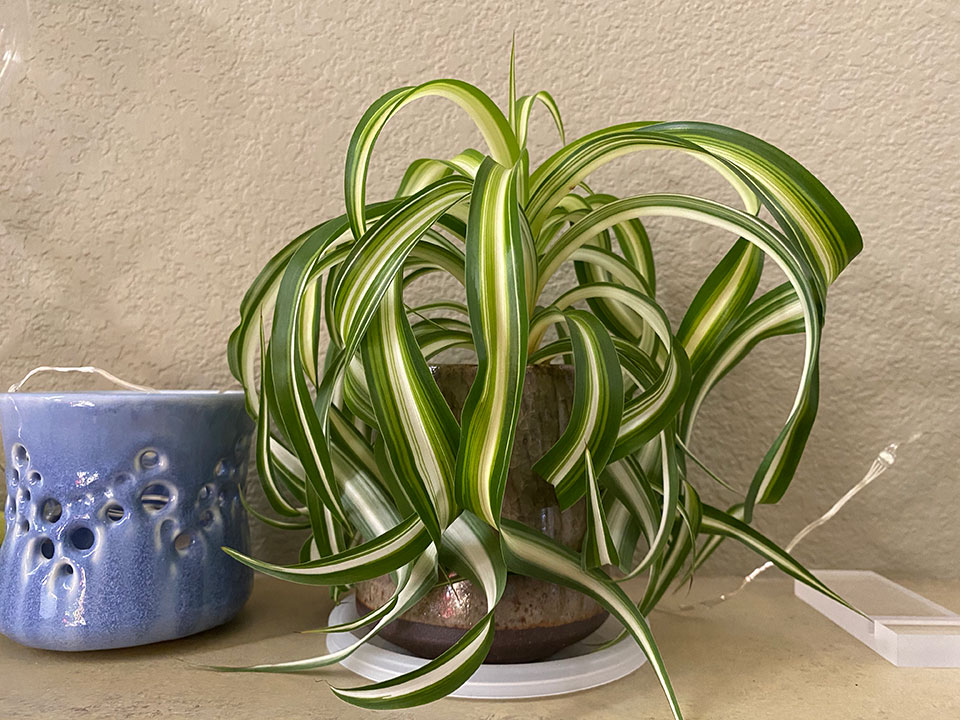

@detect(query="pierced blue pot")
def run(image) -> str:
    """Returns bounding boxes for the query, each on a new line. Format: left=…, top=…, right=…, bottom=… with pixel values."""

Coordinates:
left=0, top=391, right=254, bottom=651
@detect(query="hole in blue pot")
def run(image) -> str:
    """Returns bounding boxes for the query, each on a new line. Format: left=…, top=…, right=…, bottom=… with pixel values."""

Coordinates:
left=21, top=488, right=30, bottom=502
left=174, top=532, right=194, bottom=551
left=218, top=484, right=235, bottom=506
left=12, top=444, right=28, bottom=466
left=41, top=498, right=62, bottom=523
left=214, top=459, right=232, bottom=479
left=200, top=510, right=214, bottom=527
left=27, top=470, right=41, bottom=484
left=104, top=503, right=125, bottom=522
left=198, top=483, right=214, bottom=502
left=39, top=538, right=54, bottom=560
left=18, top=519, right=29, bottom=534
left=9, top=467, right=19, bottom=486
left=137, top=449, right=161, bottom=470
left=56, top=563, right=76, bottom=591
left=141, top=483, right=172, bottom=512
left=69, top=527, right=95, bottom=551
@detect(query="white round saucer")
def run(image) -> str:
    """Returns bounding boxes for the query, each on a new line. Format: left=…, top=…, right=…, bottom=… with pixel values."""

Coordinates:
left=326, top=596, right=647, bottom=699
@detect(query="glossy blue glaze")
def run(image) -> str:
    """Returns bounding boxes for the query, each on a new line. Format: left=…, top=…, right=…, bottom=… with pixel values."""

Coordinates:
left=0, top=391, right=254, bottom=650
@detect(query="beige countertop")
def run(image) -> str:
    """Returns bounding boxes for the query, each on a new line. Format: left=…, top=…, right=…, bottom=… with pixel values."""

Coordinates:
left=2, top=575, right=959, bottom=719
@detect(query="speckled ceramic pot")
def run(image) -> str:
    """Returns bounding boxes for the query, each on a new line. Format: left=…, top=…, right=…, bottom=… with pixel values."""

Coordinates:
left=0, top=391, right=254, bottom=651
left=356, top=364, right=608, bottom=663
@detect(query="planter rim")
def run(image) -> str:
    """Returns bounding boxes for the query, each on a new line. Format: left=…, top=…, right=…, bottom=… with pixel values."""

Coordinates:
left=430, top=362, right=574, bottom=371
left=0, top=389, right=244, bottom=403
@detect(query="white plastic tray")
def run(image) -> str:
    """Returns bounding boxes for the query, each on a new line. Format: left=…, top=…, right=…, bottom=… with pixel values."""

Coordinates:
left=326, top=596, right=647, bottom=698
left=794, top=570, right=960, bottom=667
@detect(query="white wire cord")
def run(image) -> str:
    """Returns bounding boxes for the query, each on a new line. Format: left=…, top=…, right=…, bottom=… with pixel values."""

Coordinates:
left=680, top=434, right=922, bottom=611
left=7, top=366, right=156, bottom=393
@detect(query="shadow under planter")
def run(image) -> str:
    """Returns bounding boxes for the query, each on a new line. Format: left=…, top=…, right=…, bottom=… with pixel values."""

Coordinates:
left=356, top=364, right=608, bottom=663
left=0, top=390, right=255, bottom=651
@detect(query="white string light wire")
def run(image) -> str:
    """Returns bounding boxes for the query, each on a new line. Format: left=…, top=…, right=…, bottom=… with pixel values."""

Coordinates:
left=681, top=433, right=922, bottom=611
left=8, top=366, right=155, bottom=393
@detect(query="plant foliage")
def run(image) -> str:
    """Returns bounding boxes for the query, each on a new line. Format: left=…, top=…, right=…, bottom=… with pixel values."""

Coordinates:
left=224, top=50, right=862, bottom=718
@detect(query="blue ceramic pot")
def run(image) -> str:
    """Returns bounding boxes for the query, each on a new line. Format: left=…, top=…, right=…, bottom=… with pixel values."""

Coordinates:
left=0, top=391, right=254, bottom=650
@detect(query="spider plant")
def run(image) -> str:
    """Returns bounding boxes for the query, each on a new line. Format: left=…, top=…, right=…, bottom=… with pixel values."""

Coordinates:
left=222, top=49, right=861, bottom=718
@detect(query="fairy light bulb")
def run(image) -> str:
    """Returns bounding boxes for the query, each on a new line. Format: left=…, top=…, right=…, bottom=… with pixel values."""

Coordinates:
left=877, top=443, right=897, bottom=469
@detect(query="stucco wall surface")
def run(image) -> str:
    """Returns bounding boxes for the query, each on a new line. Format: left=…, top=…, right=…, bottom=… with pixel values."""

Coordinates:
left=0, top=1, right=957, bottom=577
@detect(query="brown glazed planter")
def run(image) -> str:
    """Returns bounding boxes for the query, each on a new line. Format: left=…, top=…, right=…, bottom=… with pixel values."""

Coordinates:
left=356, top=363, right=608, bottom=663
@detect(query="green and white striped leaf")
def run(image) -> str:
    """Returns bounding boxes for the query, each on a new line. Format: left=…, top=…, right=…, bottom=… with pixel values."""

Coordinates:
left=564, top=193, right=656, bottom=343
left=615, top=430, right=681, bottom=580
left=361, top=276, right=460, bottom=544
left=535, top=193, right=824, bottom=517
left=532, top=309, right=623, bottom=507
left=228, top=201, right=397, bottom=415
left=573, top=242, right=653, bottom=342
left=681, top=282, right=804, bottom=442
left=581, top=450, right=620, bottom=569
left=527, top=126, right=756, bottom=236
left=332, top=176, right=471, bottom=352
left=237, top=489, right=309, bottom=531
left=395, top=147, right=486, bottom=198
left=700, top=503, right=857, bottom=613
left=254, top=328, right=308, bottom=518
left=677, top=238, right=763, bottom=371
left=646, top=122, right=862, bottom=288
left=533, top=282, right=689, bottom=458
left=455, top=157, right=529, bottom=528
left=341, top=356, right=378, bottom=428
left=333, top=512, right=506, bottom=709
left=335, top=613, right=494, bottom=710
left=514, top=90, right=564, bottom=150
left=345, top=80, right=518, bottom=239
left=405, top=230, right=467, bottom=285
left=222, top=513, right=428, bottom=587
left=603, top=456, right=659, bottom=555
left=412, top=322, right=475, bottom=361
left=267, top=218, right=357, bottom=527
left=501, top=519, right=683, bottom=720
left=211, top=548, right=439, bottom=674
left=604, top=493, right=642, bottom=574
left=304, top=482, right=347, bottom=560
left=682, top=503, right=745, bottom=582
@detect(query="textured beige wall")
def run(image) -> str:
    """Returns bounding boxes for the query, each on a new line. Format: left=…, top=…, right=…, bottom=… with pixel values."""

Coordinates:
left=1, top=1, right=958, bottom=577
